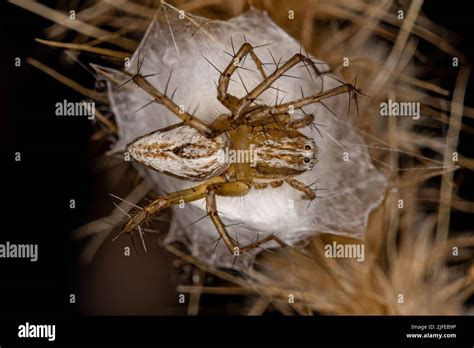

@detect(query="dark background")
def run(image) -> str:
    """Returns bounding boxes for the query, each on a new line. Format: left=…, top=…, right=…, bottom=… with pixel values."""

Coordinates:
left=0, top=0, right=473, bottom=344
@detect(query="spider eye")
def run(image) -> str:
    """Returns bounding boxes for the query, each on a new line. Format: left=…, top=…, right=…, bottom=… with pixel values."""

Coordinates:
left=305, top=145, right=311, bottom=150
left=304, top=157, right=310, bottom=163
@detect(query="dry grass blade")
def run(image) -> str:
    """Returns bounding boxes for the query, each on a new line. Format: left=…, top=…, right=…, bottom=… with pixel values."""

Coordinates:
left=101, top=0, right=156, bottom=19
left=26, top=57, right=107, bottom=103
left=436, top=65, right=471, bottom=244
left=35, top=38, right=131, bottom=59
left=9, top=0, right=138, bottom=50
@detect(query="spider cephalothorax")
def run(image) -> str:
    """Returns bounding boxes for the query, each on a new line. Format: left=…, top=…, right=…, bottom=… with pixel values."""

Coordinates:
left=96, top=42, right=359, bottom=256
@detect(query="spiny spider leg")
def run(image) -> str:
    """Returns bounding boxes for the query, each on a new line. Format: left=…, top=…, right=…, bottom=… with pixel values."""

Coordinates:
left=205, top=183, right=249, bottom=254
left=246, top=113, right=291, bottom=127
left=122, top=176, right=227, bottom=236
left=285, top=178, right=316, bottom=200
left=131, top=74, right=214, bottom=137
left=92, top=60, right=215, bottom=137
left=216, top=42, right=267, bottom=110
left=206, top=185, right=287, bottom=255
left=287, top=113, right=315, bottom=129
left=239, top=234, right=287, bottom=254
left=233, top=52, right=324, bottom=119
left=243, top=83, right=356, bottom=125
left=121, top=176, right=284, bottom=255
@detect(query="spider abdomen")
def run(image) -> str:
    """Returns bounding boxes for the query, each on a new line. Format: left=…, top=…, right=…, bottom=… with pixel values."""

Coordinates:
left=127, top=124, right=230, bottom=181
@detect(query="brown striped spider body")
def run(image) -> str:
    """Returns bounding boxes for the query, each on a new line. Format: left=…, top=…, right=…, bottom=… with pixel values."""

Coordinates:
left=99, top=42, right=358, bottom=256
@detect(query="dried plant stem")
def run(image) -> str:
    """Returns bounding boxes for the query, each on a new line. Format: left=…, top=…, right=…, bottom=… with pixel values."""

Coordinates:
left=370, top=0, right=424, bottom=92
left=94, top=109, right=118, bottom=134
left=101, top=0, right=155, bottom=19
left=187, top=269, right=205, bottom=315
left=398, top=74, right=450, bottom=96
left=247, top=297, right=270, bottom=315
left=26, top=57, right=107, bottom=103
left=436, top=65, right=471, bottom=244
left=9, top=0, right=138, bottom=50
left=44, top=2, right=112, bottom=38
left=177, top=285, right=254, bottom=295
left=35, top=38, right=130, bottom=59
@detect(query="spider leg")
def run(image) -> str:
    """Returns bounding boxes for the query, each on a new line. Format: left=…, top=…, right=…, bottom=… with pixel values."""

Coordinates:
left=234, top=53, right=324, bottom=120
left=285, top=178, right=316, bottom=200
left=206, top=182, right=287, bottom=255
left=121, top=177, right=272, bottom=257
left=247, top=112, right=291, bottom=127
left=244, top=105, right=315, bottom=130
left=244, top=102, right=317, bottom=131
left=286, top=113, right=315, bottom=129
left=131, top=74, right=214, bottom=137
left=243, top=83, right=356, bottom=125
left=92, top=63, right=214, bottom=136
left=121, top=176, right=227, bottom=236
left=120, top=175, right=286, bottom=256
left=239, top=234, right=287, bottom=254
left=251, top=179, right=285, bottom=190
left=206, top=182, right=250, bottom=254
left=217, top=42, right=267, bottom=110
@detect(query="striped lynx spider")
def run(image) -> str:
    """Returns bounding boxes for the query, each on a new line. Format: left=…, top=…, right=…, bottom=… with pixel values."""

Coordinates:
left=102, top=42, right=360, bottom=256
